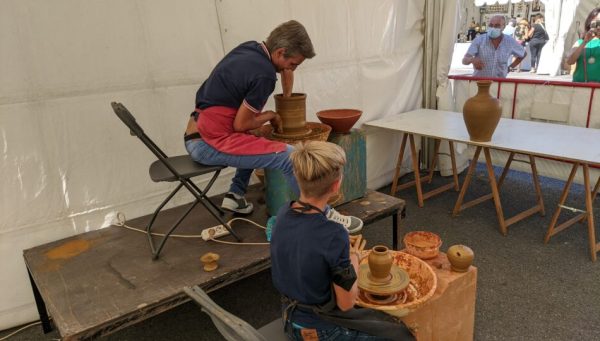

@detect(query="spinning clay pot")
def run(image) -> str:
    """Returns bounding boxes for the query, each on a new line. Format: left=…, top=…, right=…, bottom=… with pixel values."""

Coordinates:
left=368, top=245, right=393, bottom=282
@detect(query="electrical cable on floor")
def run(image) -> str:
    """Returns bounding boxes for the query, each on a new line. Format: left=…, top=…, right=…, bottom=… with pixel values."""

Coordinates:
left=115, top=212, right=269, bottom=245
left=0, top=318, right=54, bottom=341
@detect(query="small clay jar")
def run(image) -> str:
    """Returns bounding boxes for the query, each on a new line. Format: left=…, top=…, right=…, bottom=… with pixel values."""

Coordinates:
left=368, top=245, right=393, bottom=283
left=200, top=252, right=220, bottom=272
left=446, top=245, right=474, bottom=272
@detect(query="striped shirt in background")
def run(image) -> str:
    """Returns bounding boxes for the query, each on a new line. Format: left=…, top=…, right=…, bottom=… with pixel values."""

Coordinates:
left=466, top=34, right=526, bottom=78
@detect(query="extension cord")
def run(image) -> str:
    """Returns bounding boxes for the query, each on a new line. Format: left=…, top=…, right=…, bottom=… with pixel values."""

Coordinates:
left=201, top=224, right=231, bottom=241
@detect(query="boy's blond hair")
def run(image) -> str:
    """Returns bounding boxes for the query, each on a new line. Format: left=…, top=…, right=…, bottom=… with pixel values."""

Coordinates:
left=289, top=141, right=346, bottom=198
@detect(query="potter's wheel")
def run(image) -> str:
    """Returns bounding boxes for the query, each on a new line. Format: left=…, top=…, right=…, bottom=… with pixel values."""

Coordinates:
left=357, top=264, right=410, bottom=296
left=258, top=122, right=331, bottom=143
left=272, top=127, right=312, bottom=138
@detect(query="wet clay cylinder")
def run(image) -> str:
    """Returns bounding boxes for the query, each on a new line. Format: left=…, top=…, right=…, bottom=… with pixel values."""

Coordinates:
left=274, top=93, right=308, bottom=135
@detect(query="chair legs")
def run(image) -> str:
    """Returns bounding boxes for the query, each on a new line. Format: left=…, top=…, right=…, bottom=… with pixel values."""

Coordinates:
left=146, top=169, right=241, bottom=259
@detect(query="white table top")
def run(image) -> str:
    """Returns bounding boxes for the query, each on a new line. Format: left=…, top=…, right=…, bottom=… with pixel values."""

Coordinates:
left=365, top=109, right=600, bottom=166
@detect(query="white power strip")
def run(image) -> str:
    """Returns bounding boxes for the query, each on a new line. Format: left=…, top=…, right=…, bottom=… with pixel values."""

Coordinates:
left=201, top=224, right=231, bottom=241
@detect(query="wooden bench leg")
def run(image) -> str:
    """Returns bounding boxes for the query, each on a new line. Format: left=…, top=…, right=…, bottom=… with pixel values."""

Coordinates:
left=545, top=163, right=599, bottom=261
left=453, top=146, right=482, bottom=216
left=408, top=134, right=424, bottom=207
left=426, top=139, right=442, bottom=184
left=28, top=269, right=53, bottom=333
left=529, top=155, right=545, bottom=216
left=393, top=136, right=461, bottom=207
left=483, top=147, right=507, bottom=235
left=583, top=165, right=598, bottom=262
left=391, top=133, right=408, bottom=196
left=544, top=163, right=579, bottom=243
left=449, top=141, right=460, bottom=191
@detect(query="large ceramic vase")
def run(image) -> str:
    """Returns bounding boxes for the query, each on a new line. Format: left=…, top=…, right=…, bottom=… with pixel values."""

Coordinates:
left=274, top=93, right=309, bottom=136
left=462, top=80, right=502, bottom=142
left=368, top=245, right=393, bottom=283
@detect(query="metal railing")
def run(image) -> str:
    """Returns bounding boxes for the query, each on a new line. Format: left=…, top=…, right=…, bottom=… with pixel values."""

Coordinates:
left=448, top=75, right=600, bottom=128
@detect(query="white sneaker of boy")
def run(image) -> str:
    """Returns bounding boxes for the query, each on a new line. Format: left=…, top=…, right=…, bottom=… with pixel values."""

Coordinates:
left=326, top=207, right=363, bottom=233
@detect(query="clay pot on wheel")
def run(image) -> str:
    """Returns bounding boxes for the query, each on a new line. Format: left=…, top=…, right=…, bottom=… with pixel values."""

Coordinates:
left=447, top=245, right=474, bottom=272
left=462, top=80, right=502, bottom=142
left=274, top=93, right=309, bottom=136
left=368, top=245, right=393, bottom=283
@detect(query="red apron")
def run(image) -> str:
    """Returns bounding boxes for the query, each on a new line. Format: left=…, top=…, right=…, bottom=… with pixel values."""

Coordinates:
left=196, top=106, right=286, bottom=155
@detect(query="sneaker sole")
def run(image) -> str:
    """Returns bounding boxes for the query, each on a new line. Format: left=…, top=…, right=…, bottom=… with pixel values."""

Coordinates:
left=347, top=225, right=363, bottom=234
left=220, top=203, right=254, bottom=215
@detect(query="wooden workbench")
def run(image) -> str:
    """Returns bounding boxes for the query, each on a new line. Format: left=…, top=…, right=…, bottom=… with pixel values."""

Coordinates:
left=23, top=186, right=405, bottom=340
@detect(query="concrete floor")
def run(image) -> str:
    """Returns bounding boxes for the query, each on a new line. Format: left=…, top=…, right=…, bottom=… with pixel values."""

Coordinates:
left=4, top=163, right=600, bottom=340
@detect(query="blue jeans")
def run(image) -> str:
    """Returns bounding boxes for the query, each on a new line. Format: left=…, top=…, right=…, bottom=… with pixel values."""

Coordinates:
left=285, top=322, right=393, bottom=341
left=185, top=139, right=299, bottom=196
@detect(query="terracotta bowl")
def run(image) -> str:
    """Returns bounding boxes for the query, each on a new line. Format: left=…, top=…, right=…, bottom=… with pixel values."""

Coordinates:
left=316, top=109, right=362, bottom=133
left=403, top=231, right=442, bottom=260
left=356, top=251, right=437, bottom=317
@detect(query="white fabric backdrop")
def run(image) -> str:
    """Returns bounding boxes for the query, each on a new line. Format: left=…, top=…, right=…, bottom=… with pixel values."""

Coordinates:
left=0, top=0, right=425, bottom=329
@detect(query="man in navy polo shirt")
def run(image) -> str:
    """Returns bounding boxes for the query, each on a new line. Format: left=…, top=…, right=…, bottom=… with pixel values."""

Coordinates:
left=184, top=20, right=363, bottom=233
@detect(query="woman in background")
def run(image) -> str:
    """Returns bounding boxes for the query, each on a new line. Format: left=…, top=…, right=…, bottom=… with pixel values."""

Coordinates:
left=567, top=8, right=600, bottom=82
left=512, top=19, right=530, bottom=71
left=527, top=15, right=549, bottom=73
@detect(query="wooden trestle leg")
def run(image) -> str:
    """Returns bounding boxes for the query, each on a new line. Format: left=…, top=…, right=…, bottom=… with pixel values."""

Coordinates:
left=453, top=148, right=545, bottom=236
left=390, top=134, right=459, bottom=207
left=545, top=162, right=600, bottom=261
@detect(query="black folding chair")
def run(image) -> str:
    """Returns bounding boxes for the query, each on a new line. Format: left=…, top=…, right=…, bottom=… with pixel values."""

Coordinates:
left=184, top=285, right=287, bottom=341
left=111, top=102, right=241, bottom=259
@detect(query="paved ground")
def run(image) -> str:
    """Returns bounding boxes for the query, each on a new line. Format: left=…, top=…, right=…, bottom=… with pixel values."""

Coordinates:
left=4, top=163, right=600, bottom=340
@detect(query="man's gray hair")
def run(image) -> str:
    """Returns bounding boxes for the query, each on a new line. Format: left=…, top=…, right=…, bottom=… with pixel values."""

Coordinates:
left=266, top=20, right=316, bottom=59
left=490, top=15, right=506, bottom=25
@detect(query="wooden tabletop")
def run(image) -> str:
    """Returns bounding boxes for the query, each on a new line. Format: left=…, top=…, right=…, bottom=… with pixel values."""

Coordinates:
left=23, top=186, right=404, bottom=340
left=365, top=109, right=600, bottom=166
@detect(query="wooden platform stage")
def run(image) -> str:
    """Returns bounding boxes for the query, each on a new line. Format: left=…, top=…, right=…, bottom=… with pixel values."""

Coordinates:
left=24, top=186, right=405, bottom=340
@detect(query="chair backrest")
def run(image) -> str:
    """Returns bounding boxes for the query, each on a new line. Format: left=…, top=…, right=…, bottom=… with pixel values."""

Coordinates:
left=184, top=286, right=268, bottom=341
left=111, top=102, right=170, bottom=158
left=111, top=102, right=189, bottom=179
left=111, top=102, right=145, bottom=138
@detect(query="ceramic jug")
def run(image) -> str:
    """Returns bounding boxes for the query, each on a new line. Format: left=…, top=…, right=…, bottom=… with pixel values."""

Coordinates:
left=462, top=80, right=502, bottom=142
left=447, top=245, right=474, bottom=272
left=368, top=245, right=393, bottom=282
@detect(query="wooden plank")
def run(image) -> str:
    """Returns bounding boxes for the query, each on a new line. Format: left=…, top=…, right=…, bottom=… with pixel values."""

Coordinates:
left=335, top=189, right=405, bottom=226
left=23, top=186, right=404, bottom=340
left=24, top=188, right=271, bottom=340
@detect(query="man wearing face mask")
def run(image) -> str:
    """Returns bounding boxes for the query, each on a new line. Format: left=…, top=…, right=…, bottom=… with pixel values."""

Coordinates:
left=462, top=15, right=526, bottom=78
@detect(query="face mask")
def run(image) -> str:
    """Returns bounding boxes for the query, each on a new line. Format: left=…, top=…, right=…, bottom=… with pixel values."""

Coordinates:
left=488, top=27, right=502, bottom=39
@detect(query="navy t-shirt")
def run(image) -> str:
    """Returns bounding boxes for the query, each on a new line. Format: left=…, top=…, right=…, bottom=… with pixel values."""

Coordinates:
left=270, top=202, right=351, bottom=329
left=195, top=41, right=277, bottom=113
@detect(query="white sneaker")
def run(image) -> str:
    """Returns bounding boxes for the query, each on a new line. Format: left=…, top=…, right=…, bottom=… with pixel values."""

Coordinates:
left=326, top=208, right=363, bottom=233
left=221, top=192, right=254, bottom=214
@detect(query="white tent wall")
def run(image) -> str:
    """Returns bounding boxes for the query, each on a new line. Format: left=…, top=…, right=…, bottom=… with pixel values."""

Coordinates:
left=0, top=0, right=424, bottom=329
